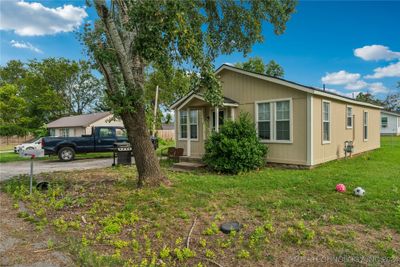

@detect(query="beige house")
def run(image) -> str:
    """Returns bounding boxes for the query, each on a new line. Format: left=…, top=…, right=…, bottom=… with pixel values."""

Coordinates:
left=171, top=64, right=382, bottom=167
left=47, top=112, right=123, bottom=137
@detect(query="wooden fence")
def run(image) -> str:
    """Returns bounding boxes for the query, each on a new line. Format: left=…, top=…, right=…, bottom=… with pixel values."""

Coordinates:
left=0, top=135, right=35, bottom=146
left=157, top=130, right=175, bottom=140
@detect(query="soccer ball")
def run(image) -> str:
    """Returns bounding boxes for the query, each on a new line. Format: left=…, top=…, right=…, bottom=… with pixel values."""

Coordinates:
left=335, top=184, right=346, bottom=192
left=353, top=187, right=365, bottom=197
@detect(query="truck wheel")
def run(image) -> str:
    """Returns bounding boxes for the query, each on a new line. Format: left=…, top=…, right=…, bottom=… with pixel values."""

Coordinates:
left=58, top=147, right=75, bottom=161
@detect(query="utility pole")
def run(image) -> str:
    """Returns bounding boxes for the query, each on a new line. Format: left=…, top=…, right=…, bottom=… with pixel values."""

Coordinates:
left=152, top=85, right=159, bottom=136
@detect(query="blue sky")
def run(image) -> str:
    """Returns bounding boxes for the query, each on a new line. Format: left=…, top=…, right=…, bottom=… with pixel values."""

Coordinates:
left=1, top=0, right=399, bottom=99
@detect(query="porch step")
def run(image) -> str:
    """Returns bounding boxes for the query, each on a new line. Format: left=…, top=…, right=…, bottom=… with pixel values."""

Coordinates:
left=179, top=156, right=204, bottom=164
left=171, top=161, right=206, bottom=172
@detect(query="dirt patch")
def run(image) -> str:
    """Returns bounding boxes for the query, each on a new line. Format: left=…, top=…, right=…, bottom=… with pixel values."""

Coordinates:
left=0, top=192, right=75, bottom=267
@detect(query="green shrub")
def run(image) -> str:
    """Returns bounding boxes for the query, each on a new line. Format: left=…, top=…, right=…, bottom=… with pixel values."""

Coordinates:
left=203, top=113, right=267, bottom=174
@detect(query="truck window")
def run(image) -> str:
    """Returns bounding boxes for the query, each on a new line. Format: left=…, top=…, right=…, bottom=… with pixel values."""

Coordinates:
left=116, top=128, right=127, bottom=137
left=99, top=128, right=113, bottom=138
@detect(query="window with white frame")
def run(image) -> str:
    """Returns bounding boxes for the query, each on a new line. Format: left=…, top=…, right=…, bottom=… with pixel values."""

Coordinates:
left=257, top=103, right=271, bottom=140
left=49, top=129, right=55, bottom=136
left=179, top=110, right=198, bottom=139
left=189, top=110, right=198, bottom=139
left=381, top=117, right=388, bottom=128
left=276, top=101, right=290, bottom=140
left=363, top=111, right=368, bottom=141
left=179, top=111, right=188, bottom=139
left=346, top=106, right=353, bottom=128
left=256, top=99, right=291, bottom=142
left=322, top=101, right=330, bottom=143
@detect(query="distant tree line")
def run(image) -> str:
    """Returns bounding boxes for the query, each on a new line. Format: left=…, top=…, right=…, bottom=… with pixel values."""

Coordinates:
left=0, top=58, right=105, bottom=137
left=356, top=82, right=400, bottom=112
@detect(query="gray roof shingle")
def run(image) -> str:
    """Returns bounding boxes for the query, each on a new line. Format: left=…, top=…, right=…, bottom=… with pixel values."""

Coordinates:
left=47, top=112, right=111, bottom=128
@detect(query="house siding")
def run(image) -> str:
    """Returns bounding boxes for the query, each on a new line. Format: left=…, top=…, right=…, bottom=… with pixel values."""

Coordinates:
left=173, top=67, right=382, bottom=166
left=49, top=115, right=124, bottom=137
left=380, top=112, right=400, bottom=136
left=52, top=127, right=85, bottom=137
left=86, top=115, right=124, bottom=134
left=206, top=69, right=308, bottom=165
left=175, top=108, right=206, bottom=157
left=312, top=96, right=380, bottom=165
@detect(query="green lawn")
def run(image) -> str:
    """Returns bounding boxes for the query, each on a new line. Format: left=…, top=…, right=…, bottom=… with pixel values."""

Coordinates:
left=0, top=151, right=114, bottom=163
left=1, top=137, right=399, bottom=266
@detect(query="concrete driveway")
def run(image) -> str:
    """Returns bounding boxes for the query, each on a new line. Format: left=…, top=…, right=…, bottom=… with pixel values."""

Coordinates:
left=0, top=158, right=128, bottom=182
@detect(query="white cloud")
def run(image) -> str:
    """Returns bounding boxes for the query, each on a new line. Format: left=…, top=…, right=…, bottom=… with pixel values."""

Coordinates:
left=345, top=80, right=368, bottom=90
left=364, top=61, right=400, bottom=79
left=321, top=70, right=360, bottom=85
left=0, top=1, right=87, bottom=36
left=354, top=45, right=400, bottom=61
left=368, top=82, right=388, bottom=94
left=10, top=40, right=42, bottom=53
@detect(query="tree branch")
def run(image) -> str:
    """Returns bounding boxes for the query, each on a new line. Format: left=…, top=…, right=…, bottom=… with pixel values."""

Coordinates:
left=186, top=217, right=197, bottom=249
left=94, top=0, right=138, bottom=96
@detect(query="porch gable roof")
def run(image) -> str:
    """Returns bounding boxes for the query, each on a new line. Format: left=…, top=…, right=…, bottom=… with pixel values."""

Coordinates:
left=171, top=92, right=239, bottom=110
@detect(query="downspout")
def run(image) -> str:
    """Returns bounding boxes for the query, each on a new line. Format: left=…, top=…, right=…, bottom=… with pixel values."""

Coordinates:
left=352, top=114, right=355, bottom=143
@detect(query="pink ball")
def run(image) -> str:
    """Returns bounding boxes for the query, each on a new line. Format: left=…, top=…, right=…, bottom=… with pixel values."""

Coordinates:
left=336, top=184, right=346, bottom=192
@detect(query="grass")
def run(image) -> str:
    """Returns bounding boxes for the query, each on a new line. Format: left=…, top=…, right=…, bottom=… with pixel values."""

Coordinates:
left=0, top=151, right=114, bottom=163
left=0, top=144, right=15, bottom=151
left=1, top=136, right=399, bottom=266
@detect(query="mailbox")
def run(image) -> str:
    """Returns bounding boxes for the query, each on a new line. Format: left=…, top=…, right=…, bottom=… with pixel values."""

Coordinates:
left=19, top=149, right=45, bottom=158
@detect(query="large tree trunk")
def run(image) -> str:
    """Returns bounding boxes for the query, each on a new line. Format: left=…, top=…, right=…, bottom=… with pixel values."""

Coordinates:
left=120, top=107, right=167, bottom=188
left=94, top=0, right=168, bottom=188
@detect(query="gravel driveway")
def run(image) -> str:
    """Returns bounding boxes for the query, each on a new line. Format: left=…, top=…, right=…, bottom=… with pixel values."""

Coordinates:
left=0, top=158, right=133, bottom=182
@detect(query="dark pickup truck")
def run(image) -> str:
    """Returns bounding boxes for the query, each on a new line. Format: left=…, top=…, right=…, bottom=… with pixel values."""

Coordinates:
left=42, top=126, right=129, bottom=161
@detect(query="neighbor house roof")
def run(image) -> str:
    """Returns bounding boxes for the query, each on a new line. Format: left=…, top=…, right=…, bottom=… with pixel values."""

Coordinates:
left=47, top=112, right=111, bottom=128
left=381, top=110, right=400, bottom=117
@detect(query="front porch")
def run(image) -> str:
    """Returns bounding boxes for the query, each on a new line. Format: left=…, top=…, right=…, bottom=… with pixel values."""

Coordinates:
left=171, top=92, right=239, bottom=159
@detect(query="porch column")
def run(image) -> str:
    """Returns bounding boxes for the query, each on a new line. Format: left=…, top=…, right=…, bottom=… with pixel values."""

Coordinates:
left=215, top=106, right=219, bottom=132
left=231, top=107, right=235, bottom=121
left=186, top=108, right=191, bottom=157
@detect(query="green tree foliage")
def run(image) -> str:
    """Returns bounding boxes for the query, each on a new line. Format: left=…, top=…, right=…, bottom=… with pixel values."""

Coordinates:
left=0, top=58, right=104, bottom=135
left=355, top=88, right=399, bottom=112
left=0, top=84, right=30, bottom=136
left=265, top=60, right=285, bottom=77
left=203, top=113, right=267, bottom=174
left=235, top=57, right=284, bottom=77
left=145, top=65, right=191, bottom=108
left=235, top=57, right=266, bottom=74
left=382, top=82, right=400, bottom=112
left=144, top=65, right=191, bottom=130
left=355, top=92, right=384, bottom=106
left=64, top=61, right=105, bottom=114
left=83, top=0, right=296, bottom=187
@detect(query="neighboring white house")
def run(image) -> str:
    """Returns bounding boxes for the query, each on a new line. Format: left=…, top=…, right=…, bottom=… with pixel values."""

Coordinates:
left=47, top=112, right=124, bottom=137
left=381, top=110, right=400, bottom=136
